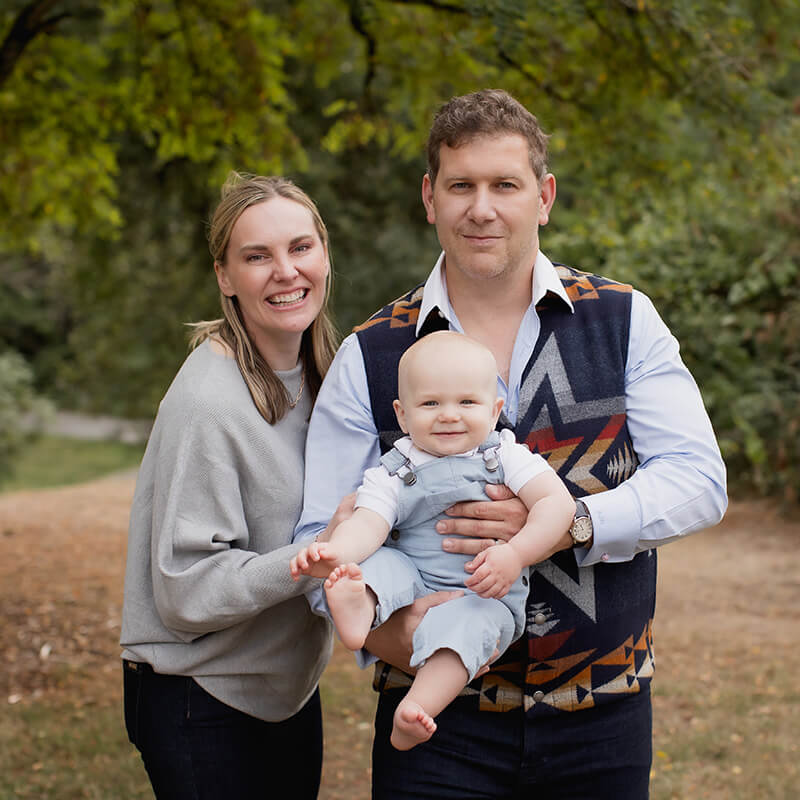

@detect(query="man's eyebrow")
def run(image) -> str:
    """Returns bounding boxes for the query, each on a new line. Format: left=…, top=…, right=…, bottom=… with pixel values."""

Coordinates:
left=443, top=174, right=523, bottom=182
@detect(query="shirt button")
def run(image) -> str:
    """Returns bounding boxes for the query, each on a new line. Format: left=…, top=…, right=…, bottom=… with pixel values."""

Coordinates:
left=601, top=553, right=609, bottom=562
left=532, top=691, right=545, bottom=703
left=533, top=613, right=547, bottom=625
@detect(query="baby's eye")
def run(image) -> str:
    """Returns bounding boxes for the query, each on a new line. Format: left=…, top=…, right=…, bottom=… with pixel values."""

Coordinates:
left=460, top=399, right=476, bottom=405
left=422, top=400, right=438, bottom=407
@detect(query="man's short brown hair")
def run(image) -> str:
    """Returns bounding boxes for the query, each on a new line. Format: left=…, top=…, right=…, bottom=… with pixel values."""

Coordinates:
left=426, top=89, right=549, bottom=185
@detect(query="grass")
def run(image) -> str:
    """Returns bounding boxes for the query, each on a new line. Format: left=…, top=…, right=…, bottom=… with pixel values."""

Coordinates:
left=0, top=696, right=151, bottom=800
left=1, top=452, right=797, bottom=799
left=1, top=435, right=144, bottom=492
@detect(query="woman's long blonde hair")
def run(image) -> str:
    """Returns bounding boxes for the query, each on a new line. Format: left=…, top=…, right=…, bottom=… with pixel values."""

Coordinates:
left=189, top=173, right=338, bottom=423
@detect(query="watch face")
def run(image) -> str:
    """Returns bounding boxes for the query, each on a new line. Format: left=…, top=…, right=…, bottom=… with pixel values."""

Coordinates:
left=570, top=516, right=593, bottom=544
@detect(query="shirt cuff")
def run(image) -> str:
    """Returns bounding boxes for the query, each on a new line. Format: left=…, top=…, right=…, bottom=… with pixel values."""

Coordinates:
left=574, top=482, right=643, bottom=566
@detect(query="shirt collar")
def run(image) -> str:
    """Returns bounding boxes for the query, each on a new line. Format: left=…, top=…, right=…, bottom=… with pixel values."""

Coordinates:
left=416, top=250, right=573, bottom=336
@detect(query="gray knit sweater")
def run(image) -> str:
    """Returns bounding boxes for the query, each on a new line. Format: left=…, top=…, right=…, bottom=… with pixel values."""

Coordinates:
left=120, top=340, right=332, bottom=721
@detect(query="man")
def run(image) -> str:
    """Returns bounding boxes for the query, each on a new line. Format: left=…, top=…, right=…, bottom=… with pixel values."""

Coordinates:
left=295, top=89, right=727, bottom=799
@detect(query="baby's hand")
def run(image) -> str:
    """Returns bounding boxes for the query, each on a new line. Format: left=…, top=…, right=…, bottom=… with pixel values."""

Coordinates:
left=290, top=541, right=341, bottom=580
left=463, top=544, right=524, bottom=599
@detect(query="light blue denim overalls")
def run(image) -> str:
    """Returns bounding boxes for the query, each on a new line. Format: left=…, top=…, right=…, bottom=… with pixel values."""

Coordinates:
left=359, top=432, right=528, bottom=681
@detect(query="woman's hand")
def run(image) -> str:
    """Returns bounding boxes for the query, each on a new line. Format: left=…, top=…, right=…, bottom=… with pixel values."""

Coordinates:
left=436, top=484, right=528, bottom=554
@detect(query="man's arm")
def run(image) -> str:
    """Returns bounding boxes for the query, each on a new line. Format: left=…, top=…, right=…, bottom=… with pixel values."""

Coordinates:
left=440, top=290, right=728, bottom=564
left=294, top=335, right=382, bottom=544
left=576, top=290, right=727, bottom=565
left=464, top=470, right=576, bottom=597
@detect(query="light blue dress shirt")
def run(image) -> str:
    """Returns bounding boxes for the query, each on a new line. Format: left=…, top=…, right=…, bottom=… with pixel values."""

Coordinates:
left=295, top=252, right=727, bottom=569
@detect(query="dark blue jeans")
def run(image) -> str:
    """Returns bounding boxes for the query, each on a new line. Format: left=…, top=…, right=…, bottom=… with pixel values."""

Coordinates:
left=372, top=688, right=652, bottom=800
left=123, top=660, right=323, bottom=800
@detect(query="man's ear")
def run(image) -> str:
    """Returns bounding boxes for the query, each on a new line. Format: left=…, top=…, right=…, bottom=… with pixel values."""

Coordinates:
left=214, top=261, right=234, bottom=297
left=538, top=173, right=557, bottom=226
left=393, top=399, right=408, bottom=433
left=421, top=173, right=436, bottom=225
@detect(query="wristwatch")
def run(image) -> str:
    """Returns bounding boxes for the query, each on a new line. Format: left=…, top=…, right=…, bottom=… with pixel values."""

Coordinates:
left=569, top=499, right=593, bottom=547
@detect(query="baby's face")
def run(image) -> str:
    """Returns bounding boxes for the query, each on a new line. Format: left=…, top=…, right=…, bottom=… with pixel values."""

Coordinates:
left=394, top=355, right=502, bottom=457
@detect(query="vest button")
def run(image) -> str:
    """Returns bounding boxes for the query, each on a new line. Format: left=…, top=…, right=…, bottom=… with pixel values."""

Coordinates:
left=390, top=529, right=400, bottom=540
left=532, top=691, right=545, bottom=703
left=533, top=612, right=547, bottom=625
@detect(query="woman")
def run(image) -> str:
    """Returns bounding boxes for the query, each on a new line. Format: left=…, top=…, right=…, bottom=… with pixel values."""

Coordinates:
left=120, top=173, right=345, bottom=799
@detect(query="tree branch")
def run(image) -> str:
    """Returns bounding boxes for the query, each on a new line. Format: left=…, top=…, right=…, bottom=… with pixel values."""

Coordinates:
left=346, top=0, right=378, bottom=109
left=0, top=0, right=98, bottom=88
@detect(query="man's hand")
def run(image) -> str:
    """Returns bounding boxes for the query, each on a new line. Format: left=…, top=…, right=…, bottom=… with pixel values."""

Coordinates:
left=436, top=484, right=527, bottom=554
left=363, top=590, right=500, bottom=678
left=463, top=543, right=524, bottom=599
left=364, top=590, right=463, bottom=672
left=290, top=541, right=340, bottom=581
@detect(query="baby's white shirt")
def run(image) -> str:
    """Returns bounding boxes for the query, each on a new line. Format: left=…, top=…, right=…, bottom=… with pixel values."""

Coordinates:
left=355, top=428, right=552, bottom=527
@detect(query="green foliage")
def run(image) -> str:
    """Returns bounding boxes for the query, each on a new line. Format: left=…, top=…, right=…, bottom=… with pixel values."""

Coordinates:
left=1, top=0, right=799, bottom=495
left=0, top=350, right=51, bottom=485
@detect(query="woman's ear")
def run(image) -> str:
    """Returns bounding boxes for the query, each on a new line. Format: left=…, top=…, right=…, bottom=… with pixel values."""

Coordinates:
left=214, top=261, right=234, bottom=297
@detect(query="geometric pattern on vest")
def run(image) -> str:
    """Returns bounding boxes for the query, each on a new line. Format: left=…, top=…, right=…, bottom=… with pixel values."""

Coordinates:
left=358, top=265, right=656, bottom=714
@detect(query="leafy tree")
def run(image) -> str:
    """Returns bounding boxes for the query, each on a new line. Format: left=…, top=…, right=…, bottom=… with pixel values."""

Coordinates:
left=1, top=0, right=798, bottom=496
left=0, top=350, right=52, bottom=485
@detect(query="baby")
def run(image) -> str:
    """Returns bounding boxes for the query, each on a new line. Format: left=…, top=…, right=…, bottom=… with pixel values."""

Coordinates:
left=292, top=331, right=575, bottom=750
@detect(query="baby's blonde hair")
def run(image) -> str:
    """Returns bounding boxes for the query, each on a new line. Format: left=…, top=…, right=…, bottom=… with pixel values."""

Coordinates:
left=397, top=331, right=498, bottom=401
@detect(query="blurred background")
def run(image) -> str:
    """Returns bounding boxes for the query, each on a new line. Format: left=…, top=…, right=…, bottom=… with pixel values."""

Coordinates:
left=1, top=0, right=798, bottom=497
left=1, top=2, right=799, bottom=798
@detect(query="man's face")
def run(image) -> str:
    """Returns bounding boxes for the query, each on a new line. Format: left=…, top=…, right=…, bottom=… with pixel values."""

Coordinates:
left=422, top=134, right=555, bottom=290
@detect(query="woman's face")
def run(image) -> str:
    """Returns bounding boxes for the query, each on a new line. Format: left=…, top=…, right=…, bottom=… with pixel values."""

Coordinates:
left=215, top=196, right=329, bottom=368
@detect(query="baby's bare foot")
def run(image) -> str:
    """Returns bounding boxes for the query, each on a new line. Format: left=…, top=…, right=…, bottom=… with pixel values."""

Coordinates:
left=325, top=563, right=374, bottom=650
left=390, top=700, right=437, bottom=751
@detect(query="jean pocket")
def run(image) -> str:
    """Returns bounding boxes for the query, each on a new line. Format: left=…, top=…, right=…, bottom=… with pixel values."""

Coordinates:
left=185, top=678, right=241, bottom=727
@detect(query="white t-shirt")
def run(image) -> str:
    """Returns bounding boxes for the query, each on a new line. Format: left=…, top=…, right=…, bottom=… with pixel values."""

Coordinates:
left=356, top=428, right=552, bottom=527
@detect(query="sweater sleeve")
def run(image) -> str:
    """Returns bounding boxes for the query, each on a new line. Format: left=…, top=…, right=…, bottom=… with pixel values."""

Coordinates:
left=149, top=387, right=316, bottom=639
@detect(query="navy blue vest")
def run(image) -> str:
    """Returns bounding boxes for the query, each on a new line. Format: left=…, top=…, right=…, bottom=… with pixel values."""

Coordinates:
left=357, top=265, right=655, bottom=715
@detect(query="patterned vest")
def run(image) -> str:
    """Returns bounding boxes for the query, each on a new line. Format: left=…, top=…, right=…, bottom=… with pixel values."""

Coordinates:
left=356, top=265, right=654, bottom=715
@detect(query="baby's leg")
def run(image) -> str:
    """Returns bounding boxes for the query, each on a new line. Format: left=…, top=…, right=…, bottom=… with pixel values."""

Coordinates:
left=324, top=564, right=377, bottom=651
left=391, top=649, right=468, bottom=751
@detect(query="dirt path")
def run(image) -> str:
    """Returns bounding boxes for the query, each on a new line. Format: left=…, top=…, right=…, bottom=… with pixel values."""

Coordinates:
left=1, top=478, right=798, bottom=798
